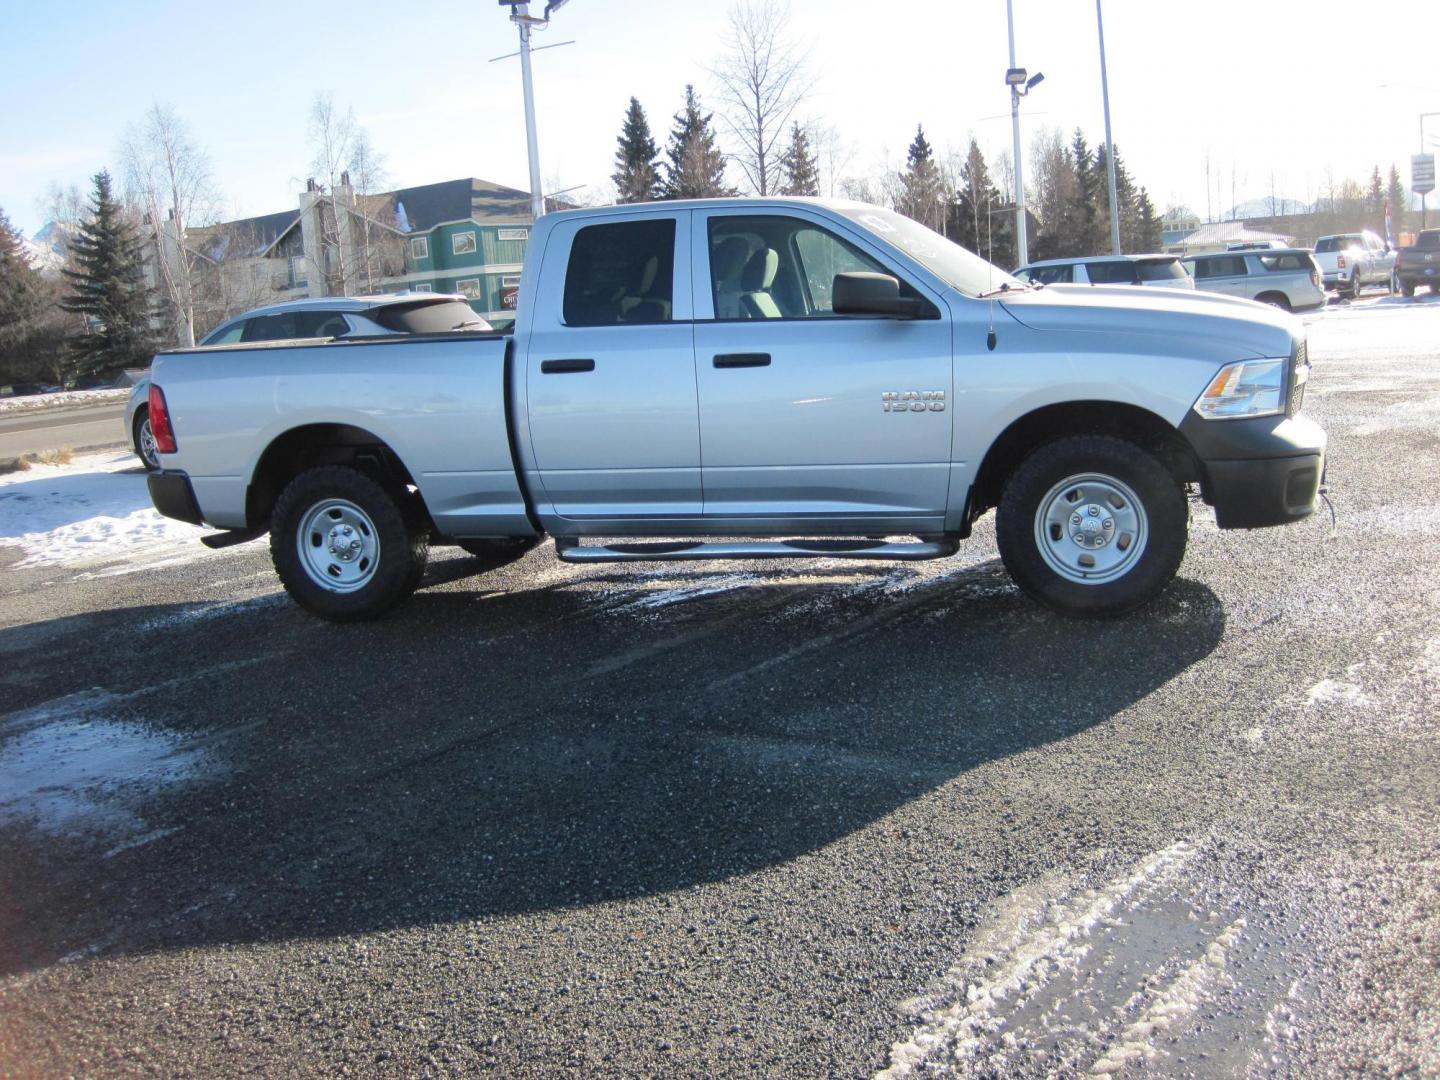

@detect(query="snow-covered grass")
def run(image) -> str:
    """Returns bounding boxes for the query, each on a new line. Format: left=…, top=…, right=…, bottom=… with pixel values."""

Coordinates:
left=0, top=387, right=132, bottom=413
left=0, top=450, right=214, bottom=570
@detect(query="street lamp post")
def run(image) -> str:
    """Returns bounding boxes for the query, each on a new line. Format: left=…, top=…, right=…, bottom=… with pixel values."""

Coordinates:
left=1420, top=112, right=1440, bottom=229
left=498, top=1, right=572, bottom=221
left=1005, top=0, right=1043, bottom=267
left=1097, top=0, right=1121, bottom=255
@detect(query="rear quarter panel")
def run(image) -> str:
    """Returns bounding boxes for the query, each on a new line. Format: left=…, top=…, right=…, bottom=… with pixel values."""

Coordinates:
left=152, top=336, right=528, bottom=535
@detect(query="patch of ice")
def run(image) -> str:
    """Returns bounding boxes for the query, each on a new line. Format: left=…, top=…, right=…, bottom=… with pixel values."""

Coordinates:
left=1304, top=678, right=1372, bottom=707
left=0, top=451, right=212, bottom=569
left=138, top=592, right=286, bottom=631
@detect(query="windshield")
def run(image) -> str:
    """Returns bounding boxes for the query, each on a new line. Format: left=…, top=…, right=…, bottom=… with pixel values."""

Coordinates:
left=834, top=206, right=1023, bottom=297
left=1315, top=236, right=1361, bottom=253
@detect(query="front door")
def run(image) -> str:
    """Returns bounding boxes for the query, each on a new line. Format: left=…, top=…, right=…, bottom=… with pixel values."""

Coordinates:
left=692, top=209, right=952, bottom=529
left=523, top=212, right=701, bottom=522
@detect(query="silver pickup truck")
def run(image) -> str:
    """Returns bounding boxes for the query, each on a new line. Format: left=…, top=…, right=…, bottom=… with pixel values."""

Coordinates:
left=146, top=198, right=1325, bottom=621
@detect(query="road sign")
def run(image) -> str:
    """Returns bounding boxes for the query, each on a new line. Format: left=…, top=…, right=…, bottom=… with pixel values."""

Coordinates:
left=1414, top=154, right=1436, bottom=196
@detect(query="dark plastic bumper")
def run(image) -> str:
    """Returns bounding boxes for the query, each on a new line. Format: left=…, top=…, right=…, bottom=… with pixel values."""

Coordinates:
left=1179, top=412, right=1326, bottom=529
left=148, top=470, right=206, bottom=526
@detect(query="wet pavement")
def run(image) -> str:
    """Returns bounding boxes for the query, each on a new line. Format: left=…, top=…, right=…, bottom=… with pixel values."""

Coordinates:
left=1, top=295, right=1438, bottom=1077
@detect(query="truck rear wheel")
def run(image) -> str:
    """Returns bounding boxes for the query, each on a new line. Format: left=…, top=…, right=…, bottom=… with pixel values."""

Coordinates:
left=270, top=465, right=428, bottom=621
left=996, top=435, right=1187, bottom=617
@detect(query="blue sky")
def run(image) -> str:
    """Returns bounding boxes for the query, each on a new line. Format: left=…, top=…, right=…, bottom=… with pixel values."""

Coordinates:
left=3, top=0, right=1438, bottom=237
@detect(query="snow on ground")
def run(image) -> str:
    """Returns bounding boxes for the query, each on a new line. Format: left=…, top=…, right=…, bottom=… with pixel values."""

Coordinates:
left=0, top=451, right=213, bottom=570
left=0, top=387, right=131, bottom=414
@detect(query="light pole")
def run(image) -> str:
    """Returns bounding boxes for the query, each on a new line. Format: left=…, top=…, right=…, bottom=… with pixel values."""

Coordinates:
left=497, top=1, right=572, bottom=221
left=1420, top=112, right=1440, bottom=229
left=1097, top=0, right=1120, bottom=254
left=1005, top=0, right=1043, bottom=266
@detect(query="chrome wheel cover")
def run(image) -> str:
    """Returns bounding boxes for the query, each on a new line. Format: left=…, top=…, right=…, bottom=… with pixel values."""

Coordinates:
left=297, top=498, right=380, bottom=593
left=138, top=417, right=159, bottom=468
left=1034, top=472, right=1148, bottom=585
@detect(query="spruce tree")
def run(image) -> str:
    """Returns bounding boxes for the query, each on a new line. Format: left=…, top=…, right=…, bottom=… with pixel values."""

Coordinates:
left=950, top=138, right=1001, bottom=259
left=662, top=86, right=731, bottom=199
left=1386, top=164, right=1408, bottom=239
left=1068, top=129, right=1102, bottom=256
left=777, top=123, right=820, bottom=197
left=61, top=171, right=154, bottom=379
left=1135, top=188, right=1161, bottom=252
left=898, top=125, right=945, bottom=231
left=0, top=207, right=52, bottom=385
left=612, top=97, right=661, bottom=204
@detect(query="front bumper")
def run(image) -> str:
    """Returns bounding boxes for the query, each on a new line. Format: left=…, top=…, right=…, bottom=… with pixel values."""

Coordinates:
left=148, top=469, right=206, bottom=526
left=1178, top=412, right=1327, bottom=529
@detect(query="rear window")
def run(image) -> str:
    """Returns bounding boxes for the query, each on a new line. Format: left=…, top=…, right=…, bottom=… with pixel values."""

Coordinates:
left=1415, top=231, right=1440, bottom=250
left=371, top=300, right=491, bottom=334
left=563, top=219, right=676, bottom=326
left=1257, top=253, right=1310, bottom=272
left=1137, top=258, right=1188, bottom=282
left=1084, top=260, right=1139, bottom=285
left=1314, top=236, right=1361, bottom=253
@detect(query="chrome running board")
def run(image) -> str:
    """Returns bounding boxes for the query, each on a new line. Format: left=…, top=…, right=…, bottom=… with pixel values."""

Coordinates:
left=553, top=536, right=960, bottom=563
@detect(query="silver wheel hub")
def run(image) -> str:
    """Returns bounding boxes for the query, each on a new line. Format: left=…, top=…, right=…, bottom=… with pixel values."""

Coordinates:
left=297, top=499, right=380, bottom=593
left=1035, top=473, right=1148, bottom=585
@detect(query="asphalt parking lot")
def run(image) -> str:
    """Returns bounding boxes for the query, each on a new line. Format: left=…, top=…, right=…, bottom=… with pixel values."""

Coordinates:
left=1, top=294, right=1438, bottom=1077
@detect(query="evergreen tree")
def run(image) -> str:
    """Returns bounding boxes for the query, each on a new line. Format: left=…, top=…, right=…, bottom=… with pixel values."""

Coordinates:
left=611, top=97, right=661, bottom=204
left=60, top=170, right=155, bottom=379
left=777, top=123, right=820, bottom=197
left=662, top=85, right=731, bottom=199
left=1135, top=188, right=1161, bottom=252
left=1386, top=164, right=1408, bottom=239
left=1366, top=165, right=1385, bottom=233
left=0, top=207, right=53, bottom=385
left=1068, top=129, right=1103, bottom=256
left=897, top=125, right=945, bottom=232
left=949, top=138, right=1005, bottom=262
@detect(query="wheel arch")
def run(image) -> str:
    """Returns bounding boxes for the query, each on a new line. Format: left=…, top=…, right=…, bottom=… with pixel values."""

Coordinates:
left=246, top=423, right=430, bottom=532
left=970, top=401, right=1200, bottom=523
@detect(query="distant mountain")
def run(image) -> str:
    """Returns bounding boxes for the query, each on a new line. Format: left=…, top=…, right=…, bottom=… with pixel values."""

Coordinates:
left=25, top=221, right=68, bottom=275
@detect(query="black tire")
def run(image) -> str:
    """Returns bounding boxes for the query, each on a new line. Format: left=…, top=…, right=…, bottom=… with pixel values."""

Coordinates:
left=133, top=407, right=160, bottom=471
left=457, top=536, right=540, bottom=570
left=1431, top=283, right=1440, bottom=295
left=996, top=435, right=1187, bottom=618
left=1349, top=272, right=1362, bottom=298
left=270, top=465, right=429, bottom=621
left=1401, top=280, right=1415, bottom=298
left=1256, top=292, right=1291, bottom=311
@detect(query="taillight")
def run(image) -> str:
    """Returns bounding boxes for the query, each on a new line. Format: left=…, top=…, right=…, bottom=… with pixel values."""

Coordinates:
left=148, top=383, right=177, bottom=454
left=1311, top=270, right=1319, bottom=287
left=1337, top=254, right=1346, bottom=269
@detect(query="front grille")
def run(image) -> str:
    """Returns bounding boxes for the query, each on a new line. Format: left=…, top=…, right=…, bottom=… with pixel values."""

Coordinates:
left=1288, top=340, right=1308, bottom=417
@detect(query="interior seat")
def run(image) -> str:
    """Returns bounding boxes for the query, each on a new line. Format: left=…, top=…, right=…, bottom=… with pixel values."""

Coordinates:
left=738, top=248, right=782, bottom=319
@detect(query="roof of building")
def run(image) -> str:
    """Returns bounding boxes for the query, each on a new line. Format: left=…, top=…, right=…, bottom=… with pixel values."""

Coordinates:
left=385, top=177, right=533, bottom=230
left=1173, top=221, right=1294, bottom=251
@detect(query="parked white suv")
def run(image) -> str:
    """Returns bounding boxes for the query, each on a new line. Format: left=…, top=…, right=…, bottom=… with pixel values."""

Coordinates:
left=1011, top=254, right=1194, bottom=289
left=1181, top=249, right=1326, bottom=312
left=1312, top=231, right=1396, bottom=298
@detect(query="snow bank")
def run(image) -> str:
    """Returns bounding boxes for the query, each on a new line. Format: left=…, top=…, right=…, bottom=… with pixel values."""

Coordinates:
left=0, top=451, right=213, bottom=569
left=0, top=387, right=132, bottom=414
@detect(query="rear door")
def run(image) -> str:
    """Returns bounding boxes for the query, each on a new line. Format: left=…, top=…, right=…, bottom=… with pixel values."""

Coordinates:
left=522, top=211, right=701, bottom=520
left=690, top=208, right=952, bottom=527
left=1190, top=254, right=1251, bottom=297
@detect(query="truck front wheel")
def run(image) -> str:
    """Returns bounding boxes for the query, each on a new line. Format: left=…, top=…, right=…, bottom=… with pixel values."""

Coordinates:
left=270, top=465, right=429, bottom=621
left=996, top=436, right=1187, bottom=617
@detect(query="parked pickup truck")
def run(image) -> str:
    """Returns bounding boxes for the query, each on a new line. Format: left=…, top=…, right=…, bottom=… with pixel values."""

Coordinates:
left=145, top=198, right=1326, bottom=621
left=1312, top=230, right=1396, bottom=298
left=1394, top=228, right=1440, bottom=296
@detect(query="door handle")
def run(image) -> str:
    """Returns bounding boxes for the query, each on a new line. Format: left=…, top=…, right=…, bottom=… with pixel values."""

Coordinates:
left=713, top=352, right=771, bottom=368
left=540, top=358, right=595, bottom=374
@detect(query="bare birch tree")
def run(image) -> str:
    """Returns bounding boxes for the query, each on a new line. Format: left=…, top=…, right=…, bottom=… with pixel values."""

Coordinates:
left=307, top=93, right=357, bottom=295
left=121, top=103, right=217, bottom=348
left=709, top=1, right=813, bottom=196
left=347, top=128, right=397, bottom=294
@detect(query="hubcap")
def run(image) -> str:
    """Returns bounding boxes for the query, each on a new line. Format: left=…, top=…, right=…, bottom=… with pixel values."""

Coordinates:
left=1034, top=473, right=1148, bottom=585
left=296, top=499, right=380, bottom=593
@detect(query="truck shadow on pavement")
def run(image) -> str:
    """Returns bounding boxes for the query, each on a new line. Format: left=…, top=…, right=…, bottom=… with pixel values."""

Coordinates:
left=0, top=558, right=1225, bottom=976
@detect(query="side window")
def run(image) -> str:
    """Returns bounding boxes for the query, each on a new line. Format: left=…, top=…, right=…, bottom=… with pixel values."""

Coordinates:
left=563, top=219, right=675, bottom=326
left=208, top=323, right=245, bottom=345
left=293, top=311, right=349, bottom=337
left=241, top=314, right=288, bottom=342
left=708, top=214, right=905, bottom=319
left=1029, top=264, right=1074, bottom=285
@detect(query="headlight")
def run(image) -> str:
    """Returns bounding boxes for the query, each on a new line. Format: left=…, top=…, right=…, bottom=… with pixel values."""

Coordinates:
left=1192, top=359, right=1285, bottom=420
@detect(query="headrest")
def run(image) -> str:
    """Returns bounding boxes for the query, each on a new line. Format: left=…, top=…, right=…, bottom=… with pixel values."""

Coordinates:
left=712, top=237, right=751, bottom=280
left=741, top=248, right=779, bottom=291
left=636, top=255, right=658, bottom=293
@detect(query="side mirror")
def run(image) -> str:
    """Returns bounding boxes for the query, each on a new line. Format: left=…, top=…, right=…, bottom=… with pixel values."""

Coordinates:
left=832, top=272, right=924, bottom=318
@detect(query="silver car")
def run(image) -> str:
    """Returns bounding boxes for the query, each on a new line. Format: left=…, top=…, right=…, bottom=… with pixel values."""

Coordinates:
left=1011, top=254, right=1195, bottom=289
left=127, top=294, right=491, bottom=468
left=1181, top=250, right=1326, bottom=313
